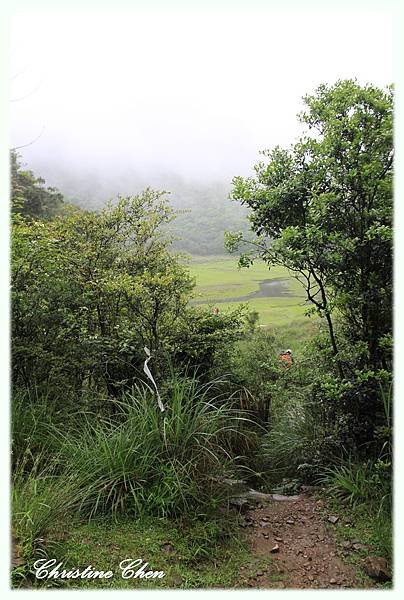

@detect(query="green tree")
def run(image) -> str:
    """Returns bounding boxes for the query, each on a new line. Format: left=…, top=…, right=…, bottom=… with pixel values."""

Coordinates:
left=227, top=80, right=393, bottom=378
left=12, top=191, right=194, bottom=402
left=11, top=151, right=66, bottom=219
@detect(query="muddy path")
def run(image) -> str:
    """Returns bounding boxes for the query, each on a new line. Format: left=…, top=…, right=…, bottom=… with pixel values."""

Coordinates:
left=236, top=491, right=371, bottom=589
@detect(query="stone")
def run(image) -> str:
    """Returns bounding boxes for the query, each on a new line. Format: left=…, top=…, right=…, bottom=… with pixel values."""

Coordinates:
left=364, top=557, right=391, bottom=582
left=272, top=494, right=300, bottom=501
left=301, top=485, right=321, bottom=493
left=329, top=578, right=337, bottom=584
left=221, top=477, right=247, bottom=487
left=327, top=515, right=339, bottom=524
left=245, top=489, right=275, bottom=503
left=270, top=544, right=280, bottom=553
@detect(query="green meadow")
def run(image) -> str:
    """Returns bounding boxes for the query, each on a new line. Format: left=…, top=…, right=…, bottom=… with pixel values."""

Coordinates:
left=188, top=256, right=319, bottom=348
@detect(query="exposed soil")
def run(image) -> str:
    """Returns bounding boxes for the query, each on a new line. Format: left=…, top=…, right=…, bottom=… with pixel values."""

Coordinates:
left=237, top=491, right=370, bottom=589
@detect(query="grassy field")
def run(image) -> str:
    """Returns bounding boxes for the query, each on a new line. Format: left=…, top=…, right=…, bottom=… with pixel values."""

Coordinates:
left=188, top=256, right=319, bottom=347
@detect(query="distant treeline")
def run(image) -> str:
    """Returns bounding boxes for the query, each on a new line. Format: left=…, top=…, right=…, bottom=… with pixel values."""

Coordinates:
left=11, top=156, right=251, bottom=255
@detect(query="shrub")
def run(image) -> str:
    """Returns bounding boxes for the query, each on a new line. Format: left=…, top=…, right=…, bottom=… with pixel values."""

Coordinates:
left=168, top=306, right=246, bottom=380
left=260, top=387, right=326, bottom=483
left=226, top=329, right=283, bottom=423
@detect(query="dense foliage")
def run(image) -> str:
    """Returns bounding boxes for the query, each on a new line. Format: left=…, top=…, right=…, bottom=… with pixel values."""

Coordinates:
left=11, top=156, right=252, bottom=584
left=22, top=161, right=251, bottom=255
left=227, top=80, right=393, bottom=456
left=12, top=183, right=247, bottom=405
left=11, top=152, right=66, bottom=219
left=11, top=79, right=393, bottom=587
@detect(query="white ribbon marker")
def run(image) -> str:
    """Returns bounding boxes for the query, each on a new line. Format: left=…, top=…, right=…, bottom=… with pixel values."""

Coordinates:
left=143, top=346, right=165, bottom=412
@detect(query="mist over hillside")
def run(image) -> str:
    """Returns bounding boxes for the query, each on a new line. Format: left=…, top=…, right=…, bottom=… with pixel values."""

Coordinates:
left=17, top=154, right=250, bottom=255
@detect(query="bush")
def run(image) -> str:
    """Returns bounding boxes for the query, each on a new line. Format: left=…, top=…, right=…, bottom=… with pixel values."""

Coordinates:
left=260, top=387, right=326, bottom=483
left=11, top=193, right=194, bottom=401
left=258, top=328, right=393, bottom=488
left=226, top=329, right=283, bottom=423
left=168, top=306, right=246, bottom=380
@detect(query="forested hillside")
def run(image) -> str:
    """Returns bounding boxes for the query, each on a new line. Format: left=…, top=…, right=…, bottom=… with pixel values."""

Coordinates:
left=11, top=81, right=393, bottom=589
left=17, top=162, right=251, bottom=255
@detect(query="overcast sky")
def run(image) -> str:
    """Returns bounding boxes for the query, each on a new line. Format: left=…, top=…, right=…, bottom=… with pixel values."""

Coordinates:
left=10, top=8, right=393, bottom=189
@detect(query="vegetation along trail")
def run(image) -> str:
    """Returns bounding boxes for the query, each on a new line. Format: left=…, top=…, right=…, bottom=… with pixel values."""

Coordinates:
left=11, top=79, right=393, bottom=590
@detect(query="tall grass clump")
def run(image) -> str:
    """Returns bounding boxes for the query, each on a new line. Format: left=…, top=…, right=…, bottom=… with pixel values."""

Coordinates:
left=56, top=374, right=247, bottom=518
left=321, top=459, right=391, bottom=510
left=320, top=458, right=392, bottom=558
left=12, top=454, right=81, bottom=573
left=11, top=388, right=62, bottom=468
left=259, top=386, right=325, bottom=484
left=321, top=380, right=392, bottom=512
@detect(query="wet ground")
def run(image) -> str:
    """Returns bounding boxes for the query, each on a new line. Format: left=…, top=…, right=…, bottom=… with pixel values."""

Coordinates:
left=192, top=278, right=293, bottom=304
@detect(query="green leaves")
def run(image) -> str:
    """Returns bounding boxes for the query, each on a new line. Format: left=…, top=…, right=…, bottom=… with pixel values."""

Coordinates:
left=11, top=189, right=194, bottom=398
left=11, top=151, right=66, bottom=220
left=229, top=79, right=393, bottom=374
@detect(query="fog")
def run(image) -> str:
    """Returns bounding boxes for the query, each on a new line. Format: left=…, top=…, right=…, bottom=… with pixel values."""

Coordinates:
left=10, top=8, right=393, bottom=202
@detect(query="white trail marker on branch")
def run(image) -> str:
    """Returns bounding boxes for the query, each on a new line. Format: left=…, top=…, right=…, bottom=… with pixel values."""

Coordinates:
left=143, top=346, right=165, bottom=412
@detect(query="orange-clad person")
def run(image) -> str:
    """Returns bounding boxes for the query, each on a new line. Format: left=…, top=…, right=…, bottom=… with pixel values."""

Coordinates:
left=279, top=349, right=293, bottom=368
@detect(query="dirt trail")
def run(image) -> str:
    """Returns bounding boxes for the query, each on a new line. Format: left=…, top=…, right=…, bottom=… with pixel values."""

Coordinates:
left=237, top=491, right=368, bottom=589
